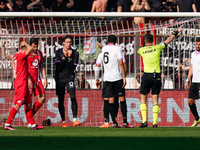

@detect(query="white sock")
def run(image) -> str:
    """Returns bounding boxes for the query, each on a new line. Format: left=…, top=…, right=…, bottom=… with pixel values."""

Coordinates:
left=73, top=118, right=77, bottom=122
left=63, top=121, right=66, bottom=123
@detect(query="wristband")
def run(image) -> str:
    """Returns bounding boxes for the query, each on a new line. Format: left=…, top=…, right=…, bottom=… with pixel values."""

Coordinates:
left=172, top=30, right=179, bottom=36
left=186, top=79, right=189, bottom=82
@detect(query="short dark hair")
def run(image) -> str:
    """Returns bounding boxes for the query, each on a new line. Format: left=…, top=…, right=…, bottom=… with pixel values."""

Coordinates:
left=21, top=46, right=26, bottom=50
left=144, top=34, right=153, bottom=43
left=196, top=37, right=200, bottom=42
left=30, top=38, right=38, bottom=45
left=107, top=35, right=117, bottom=43
left=62, top=35, right=73, bottom=43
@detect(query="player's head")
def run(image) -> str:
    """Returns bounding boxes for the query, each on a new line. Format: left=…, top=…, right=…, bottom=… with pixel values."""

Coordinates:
left=195, top=37, right=200, bottom=51
left=62, top=35, right=72, bottom=50
left=30, top=37, right=38, bottom=52
left=107, top=35, right=117, bottom=44
left=20, top=45, right=26, bottom=52
left=77, top=71, right=85, bottom=81
left=144, top=33, right=153, bottom=44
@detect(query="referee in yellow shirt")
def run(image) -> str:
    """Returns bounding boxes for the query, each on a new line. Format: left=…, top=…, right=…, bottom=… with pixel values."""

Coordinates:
left=138, top=25, right=183, bottom=128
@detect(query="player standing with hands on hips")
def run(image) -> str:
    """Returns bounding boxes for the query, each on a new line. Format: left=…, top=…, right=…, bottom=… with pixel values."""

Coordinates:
left=54, top=35, right=81, bottom=127
left=185, top=37, right=200, bottom=127
left=138, top=25, right=183, bottom=128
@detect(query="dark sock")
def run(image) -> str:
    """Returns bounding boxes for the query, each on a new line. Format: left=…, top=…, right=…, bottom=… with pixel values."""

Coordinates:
left=71, top=98, right=78, bottom=118
left=189, top=103, right=199, bottom=121
left=120, top=101, right=127, bottom=124
left=58, top=95, right=65, bottom=121
left=114, top=97, right=119, bottom=118
left=104, top=100, right=109, bottom=123
left=109, top=103, right=117, bottom=124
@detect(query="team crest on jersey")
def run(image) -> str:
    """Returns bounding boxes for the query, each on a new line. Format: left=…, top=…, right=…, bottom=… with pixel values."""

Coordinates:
left=32, top=59, right=39, bottom=66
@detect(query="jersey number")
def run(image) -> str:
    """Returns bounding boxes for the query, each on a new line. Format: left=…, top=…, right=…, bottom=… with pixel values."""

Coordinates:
left=103, top=52, right=109, bottom=64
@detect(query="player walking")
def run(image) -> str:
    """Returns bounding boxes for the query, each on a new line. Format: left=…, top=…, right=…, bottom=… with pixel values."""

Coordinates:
left=54, top=35, right=80, bottom=127
left=185, top=37, right=200, bottom=127
left=138, top=25, right=183, bottom=128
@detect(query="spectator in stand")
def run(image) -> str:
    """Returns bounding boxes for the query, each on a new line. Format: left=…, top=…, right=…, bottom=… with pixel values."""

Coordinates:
left=117, top=0, right=132, bottom=12
left=52, top=0, right=74, bottom=12
left=130, top=0, right=150, bottom=24
left=13, top=0, right=27, bottom=12
left=26, top=0, right=46, bottom=12
left=0, top=0, right=13, bottom=11
left=91, top=0, right=108, bottom=12
left=195, top=0, right=200, bottom=12
left=74, top=0, right=93, bottom=12
left=177, top=0, right=197, bottom=12
left=148, top=0, right=163, bottom=12
left=162, top=1, right=177, bottom=12
left=75, top=72, right=91, bottom=90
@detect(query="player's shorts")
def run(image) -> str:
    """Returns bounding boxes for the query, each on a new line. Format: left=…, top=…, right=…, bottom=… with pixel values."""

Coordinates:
left=102, top=82, right=107, bottom=98
left=14, top=82, right=28, bottom=106
left=103, top=79, right=125, bottom=98
left=56, top=77, right=75, bottom=96
left=32, top=80, right=45, bottom=96
left=188, top=83, right=200, bottom=100
left=140, top=73, right=161, bottom=95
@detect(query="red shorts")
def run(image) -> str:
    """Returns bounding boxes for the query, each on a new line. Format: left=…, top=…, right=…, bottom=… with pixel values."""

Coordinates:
left=14, top=84, right=32, bottom=105
left=32, top=79, right=45, bottom=96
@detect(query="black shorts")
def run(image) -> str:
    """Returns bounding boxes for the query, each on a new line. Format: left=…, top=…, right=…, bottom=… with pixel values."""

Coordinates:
left=188, top=83, right=200, bottom=100
left=102, top=82, right=107, bottom=98
left=55, top=77, right=75, bottom=96
left=140, top=73, right=161, bottom=95
left=103, top=79, right=125, bottom=98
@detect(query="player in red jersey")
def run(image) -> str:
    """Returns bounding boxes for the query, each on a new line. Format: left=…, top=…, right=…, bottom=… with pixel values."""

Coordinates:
left=4, top=42, right=44, bottom=130
left=25, top=38, right=48, bottom=128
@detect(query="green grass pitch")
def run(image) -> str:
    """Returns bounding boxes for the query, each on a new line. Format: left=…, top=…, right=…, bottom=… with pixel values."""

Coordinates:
left=0, top=127, right=200, bottom=150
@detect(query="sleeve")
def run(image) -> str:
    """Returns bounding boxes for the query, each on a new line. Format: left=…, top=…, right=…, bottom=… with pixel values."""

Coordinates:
left=138, top=47, right=141, bottom=55
left=159, top=42, right=166, bottom=49
left=96, top=53, right=103, bottom=65
left=117, top=47, right=123, bottom=60
left=191, top=53, right=193, bottom=65
left=122, top=53, right=126, bottom=63
left=21, top=51, right=27, bottom=60
left=73, top=50, right=79, bottom=65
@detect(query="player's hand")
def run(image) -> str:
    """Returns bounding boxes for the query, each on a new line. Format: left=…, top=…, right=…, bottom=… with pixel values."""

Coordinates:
left=184, top=81, right=189, bottom=90
left=122, top=78, right=126, bottom=88
left=2, top=40, right=6, bottom=46
left=96, top=80, right=101, bottom=89
left=20, top=41, right=27, bottom=47
left=43, top=79, right=48, bottom=89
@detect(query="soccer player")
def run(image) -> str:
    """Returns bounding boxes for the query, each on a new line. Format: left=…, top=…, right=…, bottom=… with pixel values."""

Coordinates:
left=138, top=25, right=183, bottom=128
left=54, top=34, right=81, bottom=127
left=184, top=37, right=200, bottom=127
left=95, top=34, right=133, bottom=128
left=25, top=38, right=48, bottom=128
left=4, top=42, right=43, bottom=130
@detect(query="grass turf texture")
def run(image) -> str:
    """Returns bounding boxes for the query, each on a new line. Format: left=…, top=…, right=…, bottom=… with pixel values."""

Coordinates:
left=0, top=127, right=200, bottom=150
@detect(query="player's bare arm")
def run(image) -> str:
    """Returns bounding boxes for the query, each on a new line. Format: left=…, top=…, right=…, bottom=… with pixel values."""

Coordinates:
left=185, top=65, right=193, bottom=90
left=95, top=64, right=101, bottom=89
left=1, top=40, right=13, bottom=61
left=164, top=25, right=183, bottom=45
left=39, top=63, right=48, bottom=89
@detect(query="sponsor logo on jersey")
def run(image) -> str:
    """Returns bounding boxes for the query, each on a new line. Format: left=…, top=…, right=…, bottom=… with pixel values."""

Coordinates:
left=32, top=59, right=39, bottom=67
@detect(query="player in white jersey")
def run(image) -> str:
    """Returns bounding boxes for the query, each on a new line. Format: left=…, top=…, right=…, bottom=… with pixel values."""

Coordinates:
left=185, top=37, right=200, bottom=127
left=95, top=35, right=133, bottom=128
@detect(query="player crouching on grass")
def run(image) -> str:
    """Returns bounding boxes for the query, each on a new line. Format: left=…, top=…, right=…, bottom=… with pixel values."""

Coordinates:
left=185, top=37, right=200, bottom=127
left=4, top=42, right=44, bottom=130
left=138, top=25, right=183, bottom=128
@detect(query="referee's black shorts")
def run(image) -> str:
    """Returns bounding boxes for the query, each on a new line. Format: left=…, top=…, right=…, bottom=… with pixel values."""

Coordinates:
left=140, top=73, right=161, bottom=95
left=188, top=83, right=200, bottom=100
left=102, top=79, right=125, bottom=98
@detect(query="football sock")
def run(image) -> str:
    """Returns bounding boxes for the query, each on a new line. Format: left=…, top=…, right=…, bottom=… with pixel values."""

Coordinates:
left=140, top=102, right=147, bottom=123
left=32, top=100, right=43, bottom=115
left=25, top=107, right=35, bottom=125
left=71, top=98, right=78, bottom=118
left=120, top=101, right=127, bottom=124
left=6, top=106, right=18, bottom=124
left=109, top=103, right=117, bottom=124
left=58, top=94, right=65, bottom=121
left=114, top=97, right=119, bottom=118
left=153, top=104, right=159, bottom=125
left=104, top=100, right=109, bottom=123
left=189, top=103, right=199, bottom=121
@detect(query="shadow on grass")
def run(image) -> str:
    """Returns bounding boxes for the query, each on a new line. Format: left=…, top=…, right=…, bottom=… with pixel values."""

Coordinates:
left=0, top=136, right=200, bottom=150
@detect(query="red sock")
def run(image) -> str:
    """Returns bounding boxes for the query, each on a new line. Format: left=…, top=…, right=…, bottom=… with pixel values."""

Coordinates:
left=25, top=107, right=35, bottom=125
left=6, top=106, right=18, bottom=124
left=32, top=100, right=43, bottom=115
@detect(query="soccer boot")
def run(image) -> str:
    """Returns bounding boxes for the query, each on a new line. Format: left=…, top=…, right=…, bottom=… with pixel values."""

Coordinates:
left=62, top=122, right=67, bottom=127
left=123, top=123, right=134, bottom=128
left=99, top=123, right=109, bottom=128
left=113, top=124, right=121, bottom=128
left=191, top=119, right=200, bottom=127
left=139, top=121, right=148, bottom=128
left=3, top=124, right=16, bottom=130
left=73, top=120, right=81, bottom=127
left=32, top=125, right=44, bottom=130
left=152, top=124, right=158, bottom=128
